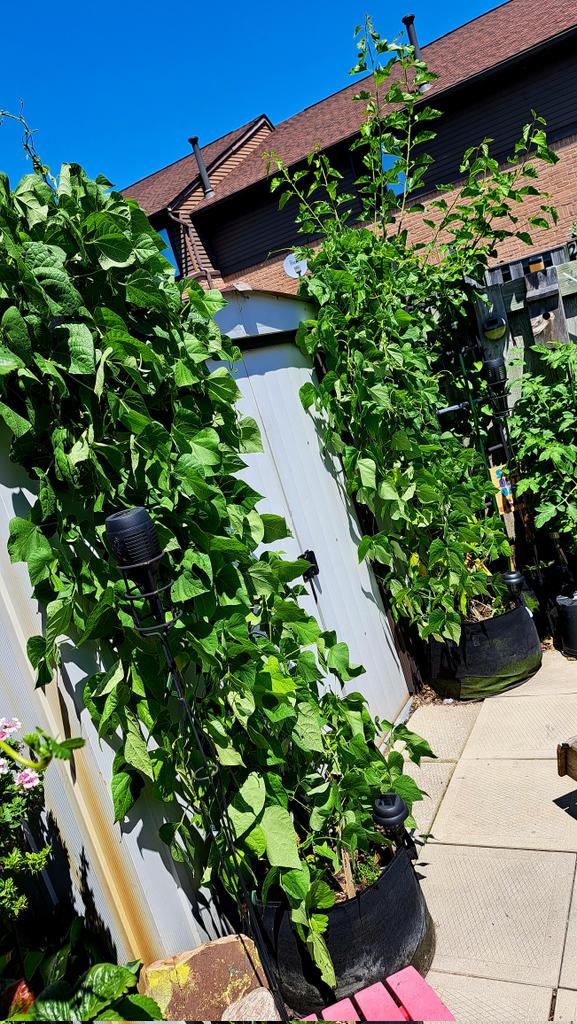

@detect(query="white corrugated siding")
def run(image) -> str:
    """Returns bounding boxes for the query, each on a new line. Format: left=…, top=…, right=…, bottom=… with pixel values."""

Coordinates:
left=225, top=342, right=409, bottom=725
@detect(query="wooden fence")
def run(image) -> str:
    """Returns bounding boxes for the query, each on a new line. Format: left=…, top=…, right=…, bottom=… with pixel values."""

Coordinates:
left=475, top=241, right=577, bottom=406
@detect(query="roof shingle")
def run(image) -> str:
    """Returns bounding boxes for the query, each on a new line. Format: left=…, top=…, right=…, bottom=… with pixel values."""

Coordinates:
left=122, top=117, right=266, bottom=216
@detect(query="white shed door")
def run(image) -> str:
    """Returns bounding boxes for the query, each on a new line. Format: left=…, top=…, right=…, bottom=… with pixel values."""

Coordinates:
left=231, top=342, right=409, bottom=726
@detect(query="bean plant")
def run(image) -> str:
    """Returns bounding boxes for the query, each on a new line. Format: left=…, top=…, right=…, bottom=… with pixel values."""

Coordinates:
left=0, top=112, right=431, bottom=990
left=510, top=342, right=577, bottom=548
left=270, top=19, right=558, bottom=644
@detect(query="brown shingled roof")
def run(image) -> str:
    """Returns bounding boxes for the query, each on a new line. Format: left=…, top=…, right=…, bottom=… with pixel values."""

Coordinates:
left=122, top=116, right=268, bottom=216
left=123, top=0, right=577, bottom=217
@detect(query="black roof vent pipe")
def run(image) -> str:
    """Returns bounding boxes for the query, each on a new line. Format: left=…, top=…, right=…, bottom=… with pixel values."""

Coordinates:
left=402, top=14, right=430, bottom=92
left=402, top=14, right=422, bottom=59
left=188, top=136, right=214, bottom=199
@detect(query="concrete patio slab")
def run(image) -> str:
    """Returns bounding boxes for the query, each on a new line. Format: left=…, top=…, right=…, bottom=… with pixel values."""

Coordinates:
left=494, top=650, right=577, bottom=698
left=419, top=844, right=575, bottom=986
left=461, top=694, right=577, bottom=760
left=404, top=760, right=455, bottom=834
left=555, top=989, right=577, bottom=1021
left=426, top=971, right=552, bottom=1023
left=431, top=758, right=577, bottom=852
left=559, top=871, right=577, bottom=990
left=403, top=703, right=481, bottom=761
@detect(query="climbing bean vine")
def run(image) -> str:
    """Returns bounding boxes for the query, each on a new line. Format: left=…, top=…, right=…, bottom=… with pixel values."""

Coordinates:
left=0, top=118, right=430, bottom=988
left=270, top=21, right=558, bottom=644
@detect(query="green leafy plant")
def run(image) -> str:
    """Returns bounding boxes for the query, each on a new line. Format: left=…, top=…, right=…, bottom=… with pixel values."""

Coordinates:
left=269, top=19, right=557, bottom=644
left=7, top=959, right=160, bottom=1021
left=0, top=113, right=431, bottom=990
left=1, top=903, right=156, bottom=1022
left=2, top=915, right=109, bottom=1005
left=510, top=342, right=577, bottom=548
left=0, top=721, right=132, bottom=1023
left=0, top=721, right=136, bottom=1024
left=0, top=718, right=83, bottom=921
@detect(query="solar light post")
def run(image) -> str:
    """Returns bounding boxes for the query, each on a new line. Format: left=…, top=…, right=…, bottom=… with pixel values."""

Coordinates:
left=481, top=354, right=515, bottom=464
left=105, top=507, right=287, bottom=1019
left=482, top=355, right=509, bottom=419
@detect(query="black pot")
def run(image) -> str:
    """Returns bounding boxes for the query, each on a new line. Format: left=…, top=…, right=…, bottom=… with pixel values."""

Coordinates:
left=429, top=603, right=542, bottom=700
left=259, top=847, right=434, bottom=1014
left=556, top=595, right=577, bottom=657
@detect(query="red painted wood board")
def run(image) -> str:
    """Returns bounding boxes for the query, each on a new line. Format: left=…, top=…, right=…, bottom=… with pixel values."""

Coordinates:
left=353, top=981, right=409, bottom=1021
left=386, top=966, right=455, bottom=1021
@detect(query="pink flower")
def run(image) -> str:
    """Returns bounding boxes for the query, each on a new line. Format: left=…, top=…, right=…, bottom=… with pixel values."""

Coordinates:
left=16, top=768, right=40, bottom=790
left=0, top=717, right=21, bottom=739
left=0, top=758, right=9, bottom=775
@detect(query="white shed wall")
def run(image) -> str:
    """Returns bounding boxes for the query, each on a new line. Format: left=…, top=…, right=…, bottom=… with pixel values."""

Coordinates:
left=229, top=343, right=409, bottom=726
left=214, top=291, right=410, bottom=727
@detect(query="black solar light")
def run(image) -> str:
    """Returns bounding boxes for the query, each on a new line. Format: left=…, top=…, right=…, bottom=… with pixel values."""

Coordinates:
left=105, top=506, right=162, bottom=570
left=105, top=506, right=287, bottom=1020
left=374, top=793, right=417, bottom=860
left=105, top=508, right=210, bottom=776
left=482, top=315, right=507, bottom=342
left=373, top=793, right=409, bottom=841
left=105, top=508, right=176, bottom=635
left=502, top=569, right=526, bottom=603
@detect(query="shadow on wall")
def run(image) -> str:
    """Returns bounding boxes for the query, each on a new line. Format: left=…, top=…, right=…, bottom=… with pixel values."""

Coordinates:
left=57, top=643, right=228, bottom=946
left=79, top=847, right=118, bottom=962
left=21, top=810, right=118, bottom=968
left=0, top=427, right=37, bottom=521
left=120, top=779, right=230, bottom=945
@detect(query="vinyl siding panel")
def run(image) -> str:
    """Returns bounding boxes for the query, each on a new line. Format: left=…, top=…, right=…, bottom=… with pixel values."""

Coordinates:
left=422, top=36, right=577, bottom=189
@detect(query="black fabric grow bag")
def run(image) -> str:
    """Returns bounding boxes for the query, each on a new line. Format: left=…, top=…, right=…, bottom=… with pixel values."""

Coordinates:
left=259, top=846, right=434, bottom=1014
left=429, top=603, right=542, bottom=700
left=557, top=595, right=577, bottom=657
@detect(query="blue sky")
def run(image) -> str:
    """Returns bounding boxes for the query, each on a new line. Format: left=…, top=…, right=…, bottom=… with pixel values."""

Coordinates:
left=0, top=0, right=499, bottom=191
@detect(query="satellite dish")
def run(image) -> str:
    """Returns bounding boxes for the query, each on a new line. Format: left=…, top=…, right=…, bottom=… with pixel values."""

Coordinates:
left=283, top=253, right=308, bottom=279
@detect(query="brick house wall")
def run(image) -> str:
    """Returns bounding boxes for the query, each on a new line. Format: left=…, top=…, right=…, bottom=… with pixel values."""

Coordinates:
left=218, top=251, right=301, bottom=295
